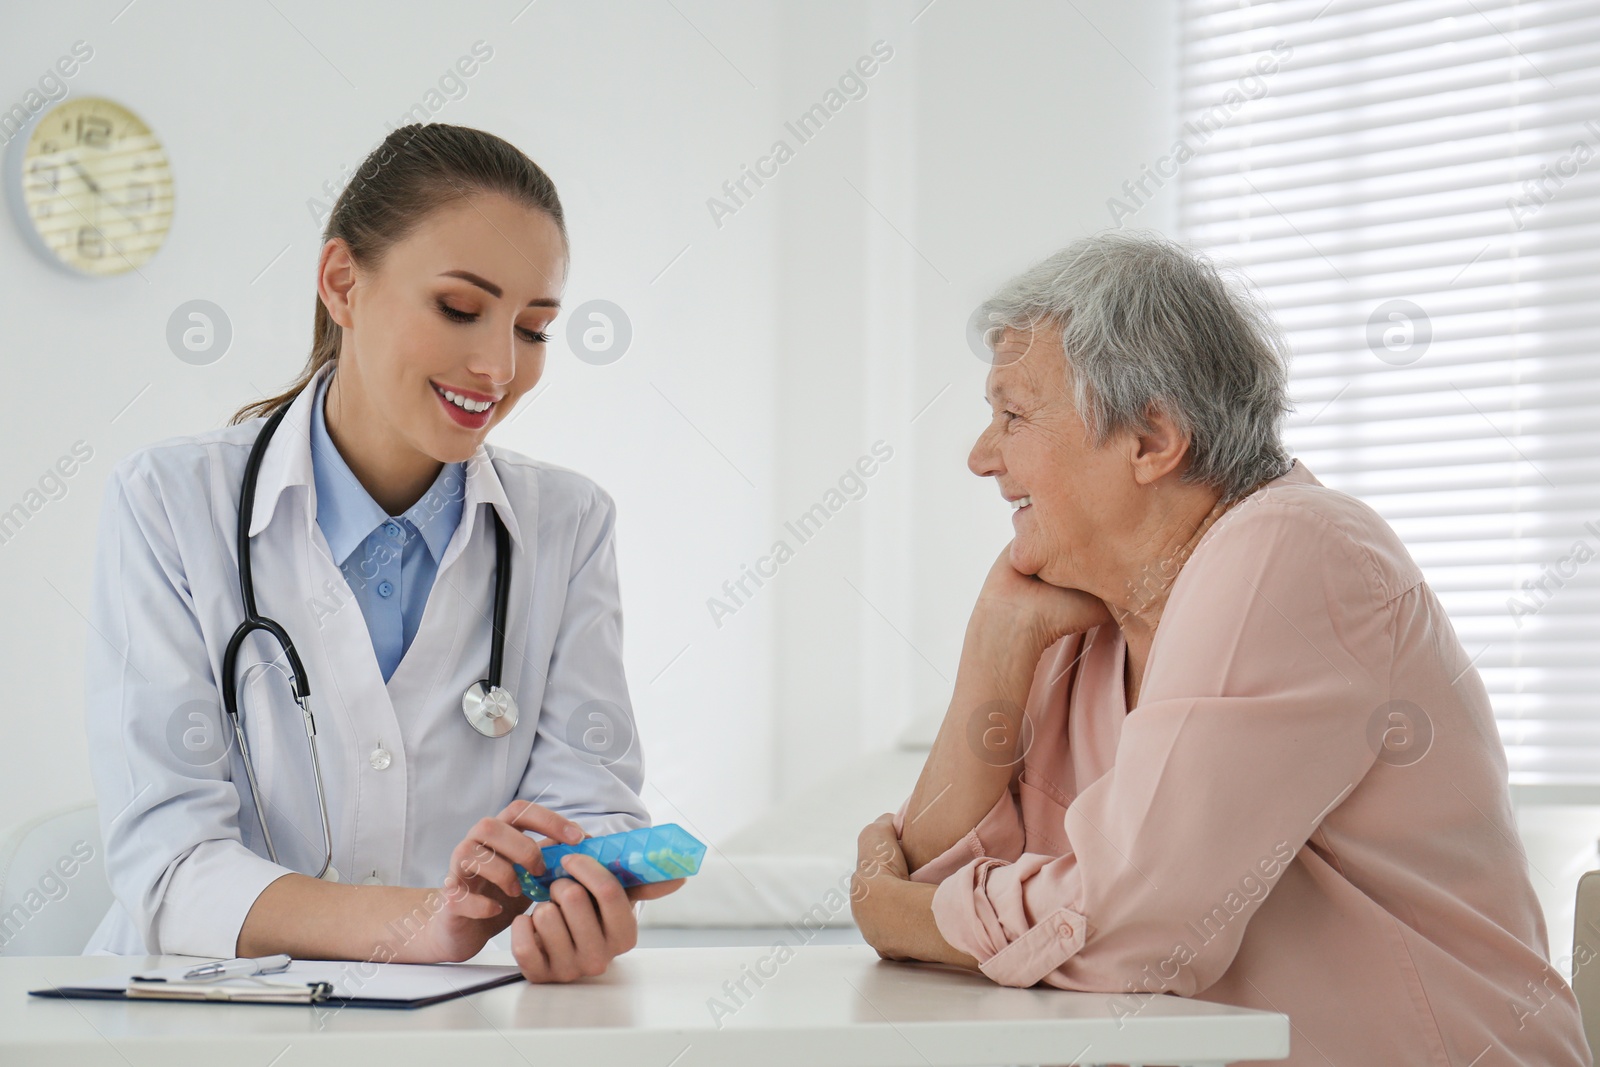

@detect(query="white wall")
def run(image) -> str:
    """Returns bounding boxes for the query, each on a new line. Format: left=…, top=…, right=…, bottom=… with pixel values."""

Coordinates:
left=8, top=0, right=1591, bottom=973
left=898, top=0, right=1179, bottom=753
left=0, top=1, right=1175, bottom=852
left=762, top=0, right=1180, bottom=802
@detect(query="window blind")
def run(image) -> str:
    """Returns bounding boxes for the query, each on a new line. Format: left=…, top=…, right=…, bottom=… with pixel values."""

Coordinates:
left=1175, top=0, right=1600, bottom=788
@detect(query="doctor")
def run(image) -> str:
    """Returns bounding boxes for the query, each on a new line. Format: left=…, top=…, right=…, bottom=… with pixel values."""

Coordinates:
left=82, top=123, right=682, bottom=982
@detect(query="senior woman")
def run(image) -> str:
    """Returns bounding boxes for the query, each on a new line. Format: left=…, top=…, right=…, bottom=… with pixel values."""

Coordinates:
left=851, top=233, right=1591, bottom=1066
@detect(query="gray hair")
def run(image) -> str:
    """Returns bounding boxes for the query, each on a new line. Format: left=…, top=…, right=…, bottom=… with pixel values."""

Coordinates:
left=979, top=230, right=1294, bottom=501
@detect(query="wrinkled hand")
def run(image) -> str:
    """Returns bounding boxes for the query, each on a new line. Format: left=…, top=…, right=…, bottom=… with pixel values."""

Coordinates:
left=851, top=814, right=912, bottom=961
left=972, top=543, right=1113, bottom=654
left=851, top=814, right=983, bottom=972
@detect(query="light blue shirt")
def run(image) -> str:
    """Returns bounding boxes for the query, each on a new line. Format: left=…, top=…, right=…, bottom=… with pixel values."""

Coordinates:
left=308, top=371, right=466, bottom=682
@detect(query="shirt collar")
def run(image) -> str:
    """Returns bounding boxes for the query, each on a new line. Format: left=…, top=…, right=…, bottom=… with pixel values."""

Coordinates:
left=308, top=369, right=390, bottom=565
left=400, top=464, right=468, bottom=565
left=245, top=360, right=524, bottom=557
left=308, top=370, right=468, bottom=566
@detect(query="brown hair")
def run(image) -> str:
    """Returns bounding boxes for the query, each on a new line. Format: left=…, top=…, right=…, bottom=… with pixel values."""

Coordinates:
left=228, top=123, right=569, bottom=425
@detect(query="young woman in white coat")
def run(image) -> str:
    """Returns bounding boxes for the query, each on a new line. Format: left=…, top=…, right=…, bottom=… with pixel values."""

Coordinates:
left=82, top=123, right=682, bottom=981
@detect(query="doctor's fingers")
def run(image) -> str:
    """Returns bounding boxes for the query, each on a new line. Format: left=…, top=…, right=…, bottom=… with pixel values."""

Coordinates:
left=440, top=871, right=504, bottom=920
left=454, top=844, right=526, bottom=902
left=443, top=836, right=521, bottom=909
left=455, top=860, right=530, bottom=920
left=509, top=912, right=589, bottom=985
left=532, top=901, right=589, bottom=982
left=626, top=878, right=687, bottom=903
left=460, top=817, right=546, bottom=890
left=449, top=838, right=523, bottom=903
left=554, top=854, right=638, bottom=953
left=499, top=799, right=584, bottom=847
left=548, top=876, right=614, bottom=970
left=509, top=913, right=553, bottom=981
left=476, top=814, right=549, bottom=871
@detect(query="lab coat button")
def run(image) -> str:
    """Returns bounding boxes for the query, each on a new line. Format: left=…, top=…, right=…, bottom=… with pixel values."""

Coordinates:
left=377, top=580, right=394, bottom=598
left=370, top=746, right=392, bottom=770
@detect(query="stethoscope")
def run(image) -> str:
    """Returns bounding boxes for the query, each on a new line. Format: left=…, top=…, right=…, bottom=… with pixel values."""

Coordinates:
left=220, top=398, right=520, bottom=881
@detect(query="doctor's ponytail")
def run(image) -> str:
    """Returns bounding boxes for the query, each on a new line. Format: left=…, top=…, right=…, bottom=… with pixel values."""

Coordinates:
left=228, top=123, right=569, bottom=425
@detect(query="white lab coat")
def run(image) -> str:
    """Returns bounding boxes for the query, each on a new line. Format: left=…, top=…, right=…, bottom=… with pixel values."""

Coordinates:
left=81, top=362, right=650, bottom=957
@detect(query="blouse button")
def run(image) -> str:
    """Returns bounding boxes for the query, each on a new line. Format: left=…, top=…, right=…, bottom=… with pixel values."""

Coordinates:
left=370, top=746, right=392, bottom=770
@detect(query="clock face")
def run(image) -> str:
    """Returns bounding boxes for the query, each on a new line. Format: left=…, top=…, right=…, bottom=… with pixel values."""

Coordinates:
left=13, top=96, right=174, bottom=276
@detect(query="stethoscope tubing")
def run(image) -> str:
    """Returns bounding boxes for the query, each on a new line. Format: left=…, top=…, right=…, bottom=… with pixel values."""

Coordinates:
left=218, top=395, right=515, bottom=881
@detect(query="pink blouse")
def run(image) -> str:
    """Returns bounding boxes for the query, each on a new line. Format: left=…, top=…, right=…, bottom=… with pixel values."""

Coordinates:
left=894, top=460, right=1591, bottom=1066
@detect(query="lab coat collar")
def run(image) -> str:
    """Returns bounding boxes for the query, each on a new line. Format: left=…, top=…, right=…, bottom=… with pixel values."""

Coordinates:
left=245, top=361, right=524, bottom=555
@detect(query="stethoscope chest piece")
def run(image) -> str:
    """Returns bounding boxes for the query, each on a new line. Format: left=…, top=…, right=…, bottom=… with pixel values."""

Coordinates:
left=463, top=680, right=519, bottom=738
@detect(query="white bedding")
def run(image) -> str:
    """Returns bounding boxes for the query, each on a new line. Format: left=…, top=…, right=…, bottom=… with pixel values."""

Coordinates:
left=639, top=747, right=930, bottom=929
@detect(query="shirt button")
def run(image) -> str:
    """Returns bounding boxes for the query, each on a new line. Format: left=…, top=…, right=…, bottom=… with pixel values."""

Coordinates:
left=385, top=521, right=403, bottom=539
left=370, top=747, right=392, bottom=770
left=377, top=580, right=394, bottom=598
left=361, top=873, right=384, bottom=885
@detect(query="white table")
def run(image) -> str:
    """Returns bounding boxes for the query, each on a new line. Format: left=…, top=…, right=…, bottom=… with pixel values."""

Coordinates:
left=4, top=945, right=1289, bottom=1066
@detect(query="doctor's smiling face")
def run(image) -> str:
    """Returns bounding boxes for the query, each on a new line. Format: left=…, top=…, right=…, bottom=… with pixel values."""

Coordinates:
left=315, top=190, right=567, bottom=514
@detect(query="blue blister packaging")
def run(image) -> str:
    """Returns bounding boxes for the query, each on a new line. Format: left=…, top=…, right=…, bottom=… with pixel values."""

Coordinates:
left=513, top=822, right=706, bottom=902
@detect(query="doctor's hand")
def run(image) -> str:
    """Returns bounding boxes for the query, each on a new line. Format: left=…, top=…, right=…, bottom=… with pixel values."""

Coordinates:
left=414, top=799, right=590, bottom=965
left=508, top=853, right=684, bottom=983
left=411, top=799, right=685, bottom=977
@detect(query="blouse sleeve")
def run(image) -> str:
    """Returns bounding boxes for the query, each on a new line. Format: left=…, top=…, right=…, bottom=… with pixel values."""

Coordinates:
left=514, top=480, right=650, bottom=837
left=85, top=461, right=296, bottom=958
left=890, top=783, right=1026, bottom=887
left=923, top=498, right=1396, bottom=992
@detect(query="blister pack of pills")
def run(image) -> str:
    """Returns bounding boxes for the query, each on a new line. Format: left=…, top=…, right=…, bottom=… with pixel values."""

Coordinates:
left=512, top=822, right=706, bottom=902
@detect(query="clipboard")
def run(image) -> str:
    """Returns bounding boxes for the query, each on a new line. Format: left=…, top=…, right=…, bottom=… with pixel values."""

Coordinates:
left=30, top=960, right=526, bottom=1009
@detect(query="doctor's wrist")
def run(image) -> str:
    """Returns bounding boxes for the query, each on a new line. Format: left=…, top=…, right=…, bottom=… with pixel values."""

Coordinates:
left=236, top=876, right=433, bottom=961
left=379, top=886, right=478, bottom=963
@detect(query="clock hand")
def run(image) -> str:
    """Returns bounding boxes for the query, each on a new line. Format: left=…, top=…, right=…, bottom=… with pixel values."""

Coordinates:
left=68, top=158, right=141, bottom=221
left=63, top=159, right=111, bottom=253
left=69, top=160, right=104, bottom=198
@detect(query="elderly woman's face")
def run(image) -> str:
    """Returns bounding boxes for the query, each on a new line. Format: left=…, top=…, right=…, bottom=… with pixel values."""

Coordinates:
left=968, top=323, right=1128, bottom=588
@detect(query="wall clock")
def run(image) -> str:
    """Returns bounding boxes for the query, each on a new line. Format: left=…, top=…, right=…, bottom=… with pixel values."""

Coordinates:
left=4, top=96, right=174, bottom=276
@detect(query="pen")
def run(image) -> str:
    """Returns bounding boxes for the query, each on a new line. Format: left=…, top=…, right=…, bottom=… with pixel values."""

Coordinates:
left=182, top=954, right=293, bottom=980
